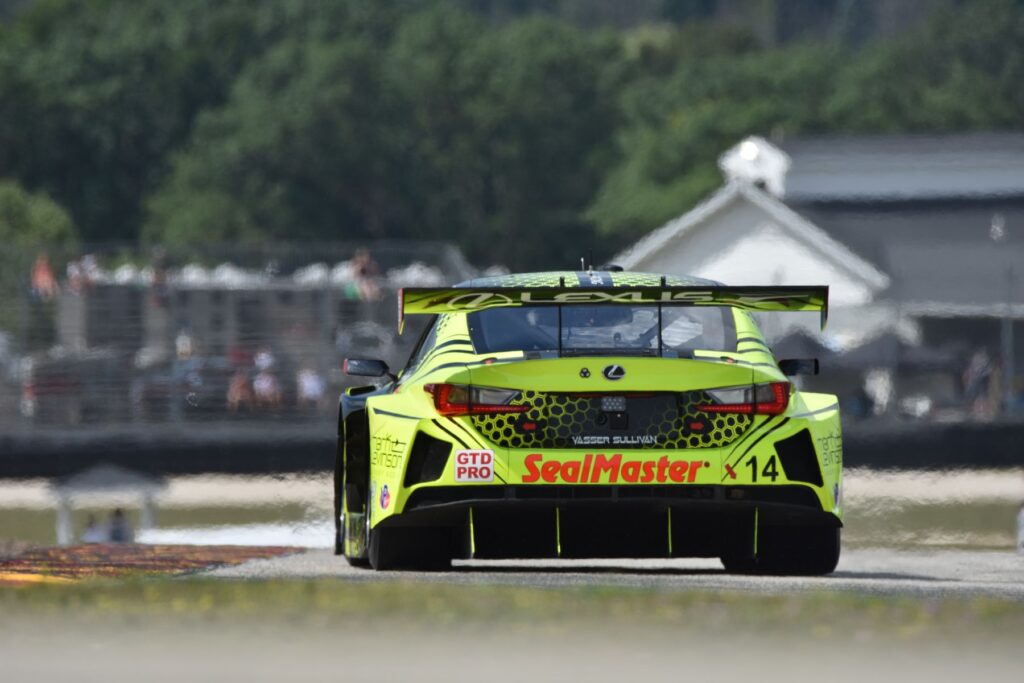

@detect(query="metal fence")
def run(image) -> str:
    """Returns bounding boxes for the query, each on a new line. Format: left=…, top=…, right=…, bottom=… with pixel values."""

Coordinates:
left=0, top=242, right=475, bottom=429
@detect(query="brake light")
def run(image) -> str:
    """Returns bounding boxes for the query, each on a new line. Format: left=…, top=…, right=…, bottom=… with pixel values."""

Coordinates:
left=424, top=383, right=530, bottom=416
left=697, top=382, right=789, bottom=415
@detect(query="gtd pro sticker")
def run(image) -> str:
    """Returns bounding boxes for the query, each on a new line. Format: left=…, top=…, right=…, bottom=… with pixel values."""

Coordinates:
left=455, top=450, right=494, bottom=483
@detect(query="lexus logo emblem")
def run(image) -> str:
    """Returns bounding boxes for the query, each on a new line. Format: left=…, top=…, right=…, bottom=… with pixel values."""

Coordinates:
left=602, top=365, right=625, bottom=380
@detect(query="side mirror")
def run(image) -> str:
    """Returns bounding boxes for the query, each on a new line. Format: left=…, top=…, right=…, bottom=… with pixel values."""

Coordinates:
left=343, top=358, right=391, bottom=379
left=779, top=358, right=819, bottom=377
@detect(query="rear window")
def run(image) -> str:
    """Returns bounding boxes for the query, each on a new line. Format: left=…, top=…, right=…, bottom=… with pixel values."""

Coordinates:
left=467, top=305, right=736, bottom=356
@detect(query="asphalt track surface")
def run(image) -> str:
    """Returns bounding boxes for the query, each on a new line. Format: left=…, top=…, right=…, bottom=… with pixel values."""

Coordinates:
left=207, top=546, right=1024, bottom=600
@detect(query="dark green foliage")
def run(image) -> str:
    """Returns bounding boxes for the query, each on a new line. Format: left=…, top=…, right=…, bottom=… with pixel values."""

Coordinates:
left=0, top=179, right=76, bottom=247
left=0, top=0, right=1022, bottom=270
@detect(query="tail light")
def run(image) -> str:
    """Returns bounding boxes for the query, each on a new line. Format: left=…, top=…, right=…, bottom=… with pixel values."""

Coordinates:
left=425, top=383, right=530, bottom=416
left=697, top=382, right=789, bottom=415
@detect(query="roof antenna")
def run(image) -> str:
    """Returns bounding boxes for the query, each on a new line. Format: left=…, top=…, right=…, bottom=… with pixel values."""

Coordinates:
left=587, top=249, right=594, bottom=274
left=580, top=256, right=585, bottom=271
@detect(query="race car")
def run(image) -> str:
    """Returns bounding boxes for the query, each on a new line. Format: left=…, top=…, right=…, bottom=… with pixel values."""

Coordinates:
left=335, top=270, right=843, bottom=574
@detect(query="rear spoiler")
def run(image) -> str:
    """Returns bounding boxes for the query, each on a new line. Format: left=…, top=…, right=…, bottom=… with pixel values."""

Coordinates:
left=399, top=285, right=828, bottom=332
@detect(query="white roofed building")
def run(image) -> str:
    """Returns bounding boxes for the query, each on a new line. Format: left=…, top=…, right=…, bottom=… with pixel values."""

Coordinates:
left=613, top=133, right=1024, bottom=419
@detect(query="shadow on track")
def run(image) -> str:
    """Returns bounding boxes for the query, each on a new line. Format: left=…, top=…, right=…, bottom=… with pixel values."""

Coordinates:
left=450, top=564, right=725, bottom=577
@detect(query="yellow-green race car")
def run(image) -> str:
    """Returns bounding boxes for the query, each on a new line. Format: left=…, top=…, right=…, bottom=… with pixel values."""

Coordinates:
left=335, top=270, right=842, bottom=574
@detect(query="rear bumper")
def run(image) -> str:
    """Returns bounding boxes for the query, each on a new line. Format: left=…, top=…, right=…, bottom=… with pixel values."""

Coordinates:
left=404, top=483, right=830, bottom=515
left=382, top=483, right=840, bottom=560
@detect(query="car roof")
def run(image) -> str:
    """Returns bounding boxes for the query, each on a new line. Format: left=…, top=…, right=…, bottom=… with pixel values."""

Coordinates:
left=456, top=270, right=722, bottom=288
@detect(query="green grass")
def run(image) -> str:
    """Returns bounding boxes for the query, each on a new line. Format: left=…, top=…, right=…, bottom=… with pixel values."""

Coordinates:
left=6, top=499, right=1017, bottom=549
left=2, top=578, right=1023, bottom=644
left=844, top=501, right=1019, bottom=550
left=1, top=504, right=311, bottom=545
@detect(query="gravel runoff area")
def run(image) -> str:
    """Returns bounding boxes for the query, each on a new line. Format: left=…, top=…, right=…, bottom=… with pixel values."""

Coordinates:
left=206, top=546, right=1024, bottom=601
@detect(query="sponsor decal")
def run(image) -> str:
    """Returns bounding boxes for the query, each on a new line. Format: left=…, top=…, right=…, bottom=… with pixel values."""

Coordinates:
left=426, top=289, right=823, bottom=310
left=379, top=484, right=390, bottom=510
left=579, top=367, right=591, bottom=378
left=602, top=364, right=625, bottom=380
left=724, top=463, right=738, bottom=480
left=455, top=449, right=495, bottom=483
left=446, top=291, right=516, bottom=309
left=522, top=453, right=708, bottom=484
left=833, top=483, right=841, bottom=508
left=371, top=432, right=405, bottom=469
left=817, top=432, right=843, bottom=467
left=571, top=435, right=658, bottom=447
left=403, top=287, right=828, bottom=329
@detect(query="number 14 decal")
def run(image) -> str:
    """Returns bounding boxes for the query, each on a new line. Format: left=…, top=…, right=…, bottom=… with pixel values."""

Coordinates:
left=745, top=455, right=780, bottom=482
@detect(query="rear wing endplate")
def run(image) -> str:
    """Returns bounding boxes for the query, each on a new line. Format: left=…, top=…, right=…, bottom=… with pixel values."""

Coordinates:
left=399, top=285, right=828, bottom=332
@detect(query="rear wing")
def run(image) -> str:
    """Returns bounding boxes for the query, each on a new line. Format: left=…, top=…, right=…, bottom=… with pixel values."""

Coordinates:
left=399, top=285, right=828, bottom=332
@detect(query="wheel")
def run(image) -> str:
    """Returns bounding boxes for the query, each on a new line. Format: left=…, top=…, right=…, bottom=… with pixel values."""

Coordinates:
left=342, top=485, right=370, bottom=568
left=722, top=527, right=840, bottom=575
left=337, top=415, right=369, bottom=567
left=333, top=438, right=344, bottom=556
left=720, top=554, right=758, bottom=574
left=368, top=521, right=453, bottom=571
left=754, top=526, right=841, bottom=575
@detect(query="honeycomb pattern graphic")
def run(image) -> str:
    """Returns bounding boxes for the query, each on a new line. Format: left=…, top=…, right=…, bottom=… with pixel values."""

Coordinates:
left=457, top=271, right=720, bottom=289
left=608, top=272, right=717, bottom=287
left=435, top=313, right=458, bottom=335
left=470, top=392, right=752, bottom=450
left=460, top=272, right=580, bottom=288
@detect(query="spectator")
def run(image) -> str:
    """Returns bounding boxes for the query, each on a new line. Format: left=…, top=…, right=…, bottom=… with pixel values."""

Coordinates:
left=352, top=248, right=382, bottom=301
left=1018, top=501, right=1024, bottom=555
left=176, top=329, right=196, bottom=359
left=1018, top=502, right=1024, bottom=555
left=80, top=514, right=107, bottom=544
left=227, top=344, right=251, bottom=368
left=108, top=508, right=134, bottom=543
left=254, top=369, right=282, bottom=410
left=297, top=367, right=325, bottom=409
left=227, top=369, right=254, bottom=413
left=963, top=349, right=994, bottom=418
left=30, top=252, right=59, bottom=301
left=254, top=347, right=275, bottom=372
left=80, top=253, right=100, bottom=282
left=66, top=257, right=86, bottom=294
left=150, top=247, right=170, bottom=308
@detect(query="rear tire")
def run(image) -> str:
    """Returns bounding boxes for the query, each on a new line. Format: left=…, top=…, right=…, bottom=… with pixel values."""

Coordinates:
left=368, top=524, right=453, bottom=571
left=333, top=437, right=344, bottom=556
left=720, top=554, right=758, bottom=574
left=339, top=410, right=370, bottom=568
left=722, top=527, right=840, bottom=576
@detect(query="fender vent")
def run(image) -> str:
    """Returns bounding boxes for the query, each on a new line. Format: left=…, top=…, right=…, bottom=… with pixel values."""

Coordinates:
left=774, top=429, right=824, bottom=487
left=404, top=432, right=452, bottom=487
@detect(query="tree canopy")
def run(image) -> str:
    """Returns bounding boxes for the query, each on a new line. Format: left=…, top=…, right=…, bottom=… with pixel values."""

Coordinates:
left=0, top=179, right=76, bottom=247
left=0, top=0, right=1022, bottom=269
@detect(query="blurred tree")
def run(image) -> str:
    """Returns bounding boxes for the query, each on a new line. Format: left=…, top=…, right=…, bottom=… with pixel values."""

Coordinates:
left=144, top=33, right=406, bottom=245
left=0, top=0, right=335, bottom=242
left=1, top=0, right=1022, bottom=269
left=0, top=179, right=76, bottom=342
left=588, top=37, right=839, bottom=243
left=406, top=13, right=619, bottom=267
left=0, top=179, right=77, bottom=246
left=146, top=7, right=618, bottom=270
left=826, top=0, right=1024, bottom=130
